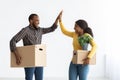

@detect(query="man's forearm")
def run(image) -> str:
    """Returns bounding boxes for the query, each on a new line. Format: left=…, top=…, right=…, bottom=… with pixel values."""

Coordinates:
left=10, top=38, right=16, bottom=52
left=42, top=23, right=58, bottom=34
left=52, top=23, right=58, bottom=29
left=54, top=18, right=59, bottom=26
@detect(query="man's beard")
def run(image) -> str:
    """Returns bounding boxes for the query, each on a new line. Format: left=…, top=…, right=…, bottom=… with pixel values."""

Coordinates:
left=32, top=24, right=38, bottom=29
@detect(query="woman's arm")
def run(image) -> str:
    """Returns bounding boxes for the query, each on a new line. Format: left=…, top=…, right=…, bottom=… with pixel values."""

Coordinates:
left=58, top=11, right=74, bottom=37
left=59, top=21, right=74, bottom=38
left=85, top=34, right=97, bottom=59
left=88, top=39, right=97, bottom=59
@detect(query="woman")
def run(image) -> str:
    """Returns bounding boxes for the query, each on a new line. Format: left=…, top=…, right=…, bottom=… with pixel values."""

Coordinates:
left=58, top=11, right=97, bottom=80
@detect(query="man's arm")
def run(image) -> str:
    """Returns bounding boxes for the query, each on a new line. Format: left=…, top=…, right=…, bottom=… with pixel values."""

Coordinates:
left=42, top=13, right=59, bottom=34
left=42, top=23, right=58, bottom=34
left=10, top=28, right=26, bottom=52
left=10, top=28, right=27, bottom=65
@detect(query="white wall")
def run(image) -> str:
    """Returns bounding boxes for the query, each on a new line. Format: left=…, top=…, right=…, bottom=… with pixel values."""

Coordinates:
left=0, top=0, right=108, bottom=78
left=104, top=0, right=120, bottom=79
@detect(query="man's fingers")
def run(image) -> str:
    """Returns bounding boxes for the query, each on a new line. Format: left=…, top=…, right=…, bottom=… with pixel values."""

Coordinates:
left=16, top=60, right=20, bottom=65
left=60, top=10, right=63, bottom=15
left=18, top=59, right=21, bottom=65
left=16, top=57, right=22, bottom=65
left=58, top=10, right=63, bottom=17
left=20, top=57, right=22, bottom=60
left=58, top=10, right=62, bottom=15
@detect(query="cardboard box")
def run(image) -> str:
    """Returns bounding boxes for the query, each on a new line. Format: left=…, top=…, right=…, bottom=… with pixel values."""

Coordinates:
left=11, top=44, right=46, bottom=67
left=72, top=50, right=96, bottom=65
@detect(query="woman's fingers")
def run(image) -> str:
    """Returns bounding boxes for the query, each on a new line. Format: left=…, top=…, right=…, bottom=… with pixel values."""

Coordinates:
left=83, top=58, right=89, bottom=65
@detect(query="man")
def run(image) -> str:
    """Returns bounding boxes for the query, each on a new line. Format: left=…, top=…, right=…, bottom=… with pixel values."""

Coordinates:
left=10, top=13, right=59, bottom=80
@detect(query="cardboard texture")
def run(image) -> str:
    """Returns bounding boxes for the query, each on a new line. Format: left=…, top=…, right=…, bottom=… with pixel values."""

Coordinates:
left=72, top=50, right=96, bottom=65
left=11, top=44, right=46, bottom=67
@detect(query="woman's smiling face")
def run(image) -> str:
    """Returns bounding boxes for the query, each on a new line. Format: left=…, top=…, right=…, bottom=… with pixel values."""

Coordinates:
left=74, top=23, right=84, bottom=35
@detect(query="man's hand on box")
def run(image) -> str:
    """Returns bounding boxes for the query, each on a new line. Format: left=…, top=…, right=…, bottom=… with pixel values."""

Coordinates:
left=14, top=50, right=22, bottom=65
left=16, top=55, right=22, bottom=65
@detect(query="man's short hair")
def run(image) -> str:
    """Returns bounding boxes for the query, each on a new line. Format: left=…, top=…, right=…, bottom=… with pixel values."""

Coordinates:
left=28, top=14, right=38, bottom=21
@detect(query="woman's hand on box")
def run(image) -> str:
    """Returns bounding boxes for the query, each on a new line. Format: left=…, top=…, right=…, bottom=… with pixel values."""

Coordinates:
left=83, top=57, right=90, bottom=65
left=73, top=50, right=77, bottom=55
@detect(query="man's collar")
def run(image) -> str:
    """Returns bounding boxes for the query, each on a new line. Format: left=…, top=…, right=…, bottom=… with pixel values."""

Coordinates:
left=29, top=25, right=40, bottom=30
